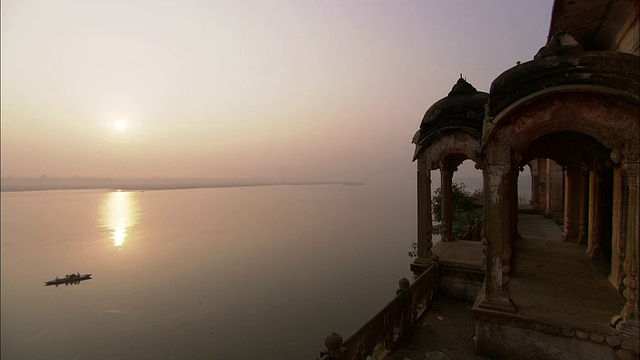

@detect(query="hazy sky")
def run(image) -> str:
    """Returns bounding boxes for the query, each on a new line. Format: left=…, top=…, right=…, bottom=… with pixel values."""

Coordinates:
left=1, top=0, right=553, bottom=183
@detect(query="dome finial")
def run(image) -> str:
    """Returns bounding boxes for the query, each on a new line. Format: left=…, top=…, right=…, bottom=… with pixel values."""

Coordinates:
left=448, top=76, right=476, bottom=96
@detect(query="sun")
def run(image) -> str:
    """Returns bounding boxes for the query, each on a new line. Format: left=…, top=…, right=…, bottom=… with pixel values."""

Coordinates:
left=114, top=120, right=127, bottom=131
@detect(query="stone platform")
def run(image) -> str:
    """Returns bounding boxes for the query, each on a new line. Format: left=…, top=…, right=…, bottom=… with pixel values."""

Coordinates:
left=395, top=214, right=636, bottom=359
left=432, top=240, right=484, bottom=303
left=473, top=214, right=632, bottom=359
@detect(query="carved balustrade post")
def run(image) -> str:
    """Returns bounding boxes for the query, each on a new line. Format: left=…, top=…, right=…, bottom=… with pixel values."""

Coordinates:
left=318, top=332, right=343, bottom=360
left=396, top=277, right=412, bottom=337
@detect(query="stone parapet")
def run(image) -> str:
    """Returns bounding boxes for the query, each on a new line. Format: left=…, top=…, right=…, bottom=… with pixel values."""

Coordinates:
left=473, top=299, right=639, bottom=358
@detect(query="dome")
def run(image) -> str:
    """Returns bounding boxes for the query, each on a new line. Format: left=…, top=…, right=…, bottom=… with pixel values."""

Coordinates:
left=414, top=78, right=488, bottom=148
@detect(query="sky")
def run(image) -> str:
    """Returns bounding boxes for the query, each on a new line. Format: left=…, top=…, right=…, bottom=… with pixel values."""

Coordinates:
left=1, top=0, right=554, bottom=184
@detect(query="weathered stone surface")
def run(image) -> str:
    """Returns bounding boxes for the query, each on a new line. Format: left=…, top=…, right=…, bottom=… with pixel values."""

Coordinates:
left=591, top=333, right=605, bottom=343
left=560, top=327, right=575, bottom=337
left=621, top=340, right=639, bottom=352
left=534, top=32, right=584, bottom=59
left=575, top=330, right=590, bottom=340
left=547, top=324, right=562, bottom=335
left=487, top=52, right=640, bottom=120
left=413, top=77, right=487, bottom=161
left=606, top=336, right=622, bottom=347
left=475, top=322, right=614, bottom=360
left=438, top=262, right=484, bottom=303
left=615, top=348, right=636, bottom=360
left=425, top=351, right=451, bottom=360
left=534, top=323, right=549, bottom=333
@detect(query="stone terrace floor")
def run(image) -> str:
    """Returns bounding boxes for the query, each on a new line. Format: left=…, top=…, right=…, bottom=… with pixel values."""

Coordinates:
left=387, top=213, right=626, bottom=360
left=510, top=215, right=625, bottom=335
left=387, top=295, right=491, bottom=360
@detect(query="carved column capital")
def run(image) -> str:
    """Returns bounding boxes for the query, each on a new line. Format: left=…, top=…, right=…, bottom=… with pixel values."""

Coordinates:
left=610, top=148, right=624, bottom=166
left=581, top=162, right=590, bottom=176
left=511, top=152, right=523, bottom=171
left=622, top=163, right=638, bottom=187
left=417, top=156, right=430, bottom=172
left=439, top=159, right=458, bottom=173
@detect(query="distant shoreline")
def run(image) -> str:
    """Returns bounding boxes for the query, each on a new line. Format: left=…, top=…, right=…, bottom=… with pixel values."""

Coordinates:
left=0, top=178, right=365, bottom=192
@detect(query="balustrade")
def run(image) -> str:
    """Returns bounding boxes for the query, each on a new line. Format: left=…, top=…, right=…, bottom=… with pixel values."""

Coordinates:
left=318, top=265, right=439, bottom=360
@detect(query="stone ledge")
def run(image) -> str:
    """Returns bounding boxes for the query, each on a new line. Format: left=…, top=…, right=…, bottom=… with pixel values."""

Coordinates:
left=472, top=305, right=637, bottom=354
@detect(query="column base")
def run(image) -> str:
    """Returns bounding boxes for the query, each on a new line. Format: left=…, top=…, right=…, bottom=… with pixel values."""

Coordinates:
left=615, top=317, right=640, bottom=354
left=577, top=233, right=588, bottom=245
left=586, top=245, right=603, bottom=259
left=477, top=292, right=517, bottom=314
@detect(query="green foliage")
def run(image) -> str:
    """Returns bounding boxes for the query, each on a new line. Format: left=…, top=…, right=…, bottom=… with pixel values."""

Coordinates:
left=409, top=183, right=483, bottom=258
left=432, top=183, right=483, bottom=237
left=408, top=242, right=418, bottom=258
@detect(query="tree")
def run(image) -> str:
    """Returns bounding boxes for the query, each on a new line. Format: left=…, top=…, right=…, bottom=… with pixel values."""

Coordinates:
left=431, top=183, right=483, bottom=237
left=409, top=183, right=483, bottom=258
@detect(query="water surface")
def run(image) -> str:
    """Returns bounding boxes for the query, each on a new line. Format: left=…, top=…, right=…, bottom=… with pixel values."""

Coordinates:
left=2, top=184, right=418, bottom=359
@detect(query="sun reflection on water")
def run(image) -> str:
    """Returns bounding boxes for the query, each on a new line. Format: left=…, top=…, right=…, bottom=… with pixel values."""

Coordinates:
left=101, top=191, right=138, bottom=248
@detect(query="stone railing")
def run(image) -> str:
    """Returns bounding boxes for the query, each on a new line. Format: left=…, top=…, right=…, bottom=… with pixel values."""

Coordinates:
left=318, top=264, right=438, bottom=360
left=459, top=218, right=483, bottom=242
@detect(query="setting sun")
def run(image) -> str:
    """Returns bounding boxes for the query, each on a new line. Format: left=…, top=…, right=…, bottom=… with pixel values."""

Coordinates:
left=114, top=120, right=127, bottom=131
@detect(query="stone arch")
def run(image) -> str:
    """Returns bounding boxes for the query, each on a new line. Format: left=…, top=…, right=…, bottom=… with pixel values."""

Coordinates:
left=416, top=132, right=484, bottom=248
left=487, top=92, right=638, bottom=161
left=419, top=132, right=482, bottom=171
left=479, top=85, right=639, bottom=315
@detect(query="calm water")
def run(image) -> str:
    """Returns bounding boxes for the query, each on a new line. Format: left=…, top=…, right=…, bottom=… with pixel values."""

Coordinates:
left=1, top=184, right=418, bottom=359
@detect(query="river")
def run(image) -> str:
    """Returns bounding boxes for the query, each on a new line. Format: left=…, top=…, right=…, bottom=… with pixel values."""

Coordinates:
left=1, top=184, right=419, bottom=359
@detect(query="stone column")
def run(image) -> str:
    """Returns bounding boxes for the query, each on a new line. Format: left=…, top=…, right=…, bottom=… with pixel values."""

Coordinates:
left=587, top=167, right=602, bottom=258
left=512, top=160, right=521, bottom=240
left=547, top=160, right=565, bottom=215
left=609, top=164, right=625, bottom=289
left=562, top=164, right=581, bottom=242
left=479, top=142, right=516, bottom=313
left=414, top=158, right=433, bottom=267
left=615, top=163, right=639, bottom=340
left=578, top=164, right=590, bottom=244
left=440, top=161, right=455, bottom=242
left=539, top=159, right=549, bottom=212
left=530, top=160, right=540, bottom=211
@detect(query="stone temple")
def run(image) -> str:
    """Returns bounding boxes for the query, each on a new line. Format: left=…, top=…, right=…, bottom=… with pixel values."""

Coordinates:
left=410, top=0, right=639, bottom=358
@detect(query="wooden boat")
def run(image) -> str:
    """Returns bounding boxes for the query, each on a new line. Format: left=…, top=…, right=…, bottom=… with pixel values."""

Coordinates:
left=45, top=273, right=92, bottom=286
